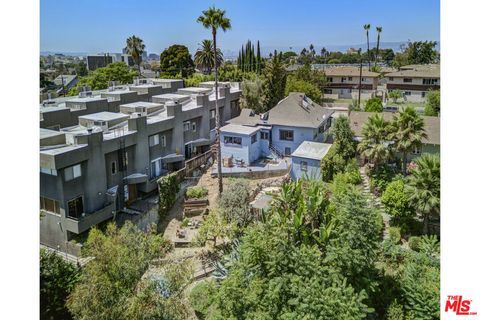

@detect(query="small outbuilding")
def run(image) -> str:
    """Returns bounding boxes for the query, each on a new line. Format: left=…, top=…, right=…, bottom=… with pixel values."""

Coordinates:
left=290, top=141, right=332, bottom=180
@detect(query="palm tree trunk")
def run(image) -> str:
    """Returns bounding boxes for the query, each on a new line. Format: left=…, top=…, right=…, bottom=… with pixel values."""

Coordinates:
left=375, top=34, right=380, bottom=69
left=403, top=151, right=407, bottom=175
left=423, top=212, right=430, bottom=234
left=213, top=29, right=223, bottom=194
left=366, top=33, right=370, bottom=69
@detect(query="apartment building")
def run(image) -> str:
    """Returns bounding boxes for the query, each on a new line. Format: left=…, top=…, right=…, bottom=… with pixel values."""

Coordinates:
left=385, top=64, right=440, bottom=102
left=324, top=66, right=380, bottom=99
left=86, top=54, right=113, bottom=71
left=40, top=80, right=241, bottom=253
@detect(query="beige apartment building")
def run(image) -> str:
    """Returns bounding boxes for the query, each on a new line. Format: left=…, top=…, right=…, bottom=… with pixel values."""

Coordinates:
left=385, top=64, right=440, bottom=102
left=323, top=66, right=380, bottom=99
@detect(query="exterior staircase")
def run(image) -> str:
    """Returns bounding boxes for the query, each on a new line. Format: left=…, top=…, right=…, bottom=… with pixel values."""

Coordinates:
left=269, top=144, right=284, bottom=159
left=359, top=166, right=391, bottom=241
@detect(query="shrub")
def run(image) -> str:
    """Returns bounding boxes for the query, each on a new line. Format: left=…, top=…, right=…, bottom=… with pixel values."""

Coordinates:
left=345, top=159, right=362, bottom=185
left=186, top=186, right=208, bottom=199
left=189, top=280, right=216, bottom=317
left=157, top=172, right=180, bottom=217
left=408, top=236, right=421, bottom=251
left=369, top=165, right=402, bottom=193
left=386, top=299, right=405, bottom=320
left=389, top=227, right=402, bottom=244
left=365, top=97, right=384, bottom=112
left=321, top=143, right=347, bottom=182
left=381, top=179, right=416, bottom=232
left=219, top=179, right=252, bottom=228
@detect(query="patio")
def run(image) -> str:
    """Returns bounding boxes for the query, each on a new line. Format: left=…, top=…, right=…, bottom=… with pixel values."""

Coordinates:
left=211, top=157, right=291, bottom=178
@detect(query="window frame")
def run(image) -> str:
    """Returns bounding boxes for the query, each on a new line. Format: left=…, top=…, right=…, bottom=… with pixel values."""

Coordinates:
left=161, top=135, right=166, bottom=147
left=40, top=196, right=60, bottom=215
left=111, top=160, right=117, bottom=175
left=183, top=121, right=190, bottom=132
left=224, top=136, right=242, bottom=145
left=279, top=130, right=294, bottom=141
left=300, top=161, right=308, bottom=172
left=149, top=134, right=160, bottom=147
left=64, top=164, right=82, bottom=182
left=403, top=78, right=413, bottom=83
left=67, top=196, right=84, bottom=220
left=251, top=133, right=257, bottom=144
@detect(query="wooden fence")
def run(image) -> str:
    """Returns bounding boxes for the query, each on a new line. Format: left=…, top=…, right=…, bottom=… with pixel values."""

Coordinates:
left=185, top=150, right=213, bottom=177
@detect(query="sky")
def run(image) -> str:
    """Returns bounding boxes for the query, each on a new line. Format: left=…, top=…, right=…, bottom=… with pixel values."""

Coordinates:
left=40, top=0, right=440, bottom=55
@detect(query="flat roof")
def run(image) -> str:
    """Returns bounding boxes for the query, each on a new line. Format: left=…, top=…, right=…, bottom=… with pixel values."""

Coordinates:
left=177, top=87, right=211, bottom=93
left=66, top=95, right=107, bottom=103
left=79, top=111, right=129, bottom=122
left=120, top=101, right=162, bottom=109
left=40, top=144, right=88, bottom=156
left=291, top=141, right=332, bottom=160
left=40, top=128, right=64, bottom=139
left=220, top=123, right=260, bottom=136
left=152, top=93, right=190, bottom=100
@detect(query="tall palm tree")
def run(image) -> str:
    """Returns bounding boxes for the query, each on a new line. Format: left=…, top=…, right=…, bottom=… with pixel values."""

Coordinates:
left=389, top=106, right=427, bottom=175
left=374, top=26, right=383, bottom=69
left=357, top=113, right=393, bottom=167
left=363, top=24, right=371, bottom=69
left=194, top=39, right=223, bottom=74
left=405, top=154, right=440, bottom=234
left=197, top=6, right=231, bottom=194
left=124, top=35, right=145, bottom=75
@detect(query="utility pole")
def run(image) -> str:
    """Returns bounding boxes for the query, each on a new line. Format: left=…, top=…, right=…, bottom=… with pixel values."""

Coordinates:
left=356, top=48, right=363, bottom=116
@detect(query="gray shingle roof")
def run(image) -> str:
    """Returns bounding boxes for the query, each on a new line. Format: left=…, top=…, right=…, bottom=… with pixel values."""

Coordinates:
left=291, top=141, right=332, bottom=160
left=385, top=64, right=440, bottom=78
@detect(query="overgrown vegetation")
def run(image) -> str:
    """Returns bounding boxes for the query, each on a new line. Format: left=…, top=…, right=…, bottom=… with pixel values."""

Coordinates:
left=157, top=171, right=181, bottom=217
left=186, top=186, right=208, bottom=199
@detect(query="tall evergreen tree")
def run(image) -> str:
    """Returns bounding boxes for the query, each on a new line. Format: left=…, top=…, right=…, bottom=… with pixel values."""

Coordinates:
left=262, top=50, right=287, bottom=110
left=256, top=40, right=262, bottom=73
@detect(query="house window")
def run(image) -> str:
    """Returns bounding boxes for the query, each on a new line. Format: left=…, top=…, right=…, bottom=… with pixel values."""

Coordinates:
left=285, top=147, right=291, bottom=156
left=64, top=164, right=82, bottom=181
left=124, top=152, right=128, bottom=167
left=421, top=92, right=426, bottom=98
left=183, top=121, right=190, bottom=131
left=67, top=196, right=83, bottom=219
left=192, top=121, right=196, bottom=132
left=111, top=161, right=117, bottom=175
left=348, top=77, right=353, bottom=81
left=326, top=77, right=333, bottom=83
left=318, top=125, right=325, bottom=134
left=149, top=134, right=159, bottom=146
left=404, top=91, right=411, bottom=96
left=279, top=130, right=294, bottom=141
left=412, top=146, right=422, bottom=154
left=224, top=136, right=242, bottom=145
left=341, top=77, right=347, bottom=83
left=150, top=159, right=161, bottom=179
left=361, top=77, right=366, bottom=82
left=389, top=77, right=394, bottom=81
left=324, top=89, right=332, bottom=94
left=210, top=110, right=216, bottom=119
left=40, top=167, right=57, bottom=176
left=251, top=133, right=258, bottom=144
left=260, top=132, right=269, bottom=140
left=423, top=78, right=438, bottom=85
left=161, top=135, right=166, bottom=147
left=403, top=78, right=413, bottom=83
left=300, top=161, right=308, bottom=172
left=40, top=196, right=60, bottom=214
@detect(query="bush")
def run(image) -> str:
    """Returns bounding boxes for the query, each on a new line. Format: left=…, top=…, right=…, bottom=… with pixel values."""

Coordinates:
left=219, top=179, right=252, bottom=228
left=157, top=172, right=180, bottom=217
left=381, top=179, right=416, bottom=232
left=386, top=299, right=405, bottom=320
left=321, top=143, right=347, bottom=182
left=189, top=280, right=216, bottom=317
left=369, top=165, right=402, bottom=193
left=345, top=159, right=362, bottom=185
left=365, top=97, right=384, bottom=112
left=186, top=186, right=208, bottom=199
left=389, top=227, right=402, bottom=244
left=408, top=236, right=421, bottom=251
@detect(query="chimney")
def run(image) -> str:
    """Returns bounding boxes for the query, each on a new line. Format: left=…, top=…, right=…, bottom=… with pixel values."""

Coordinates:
left=196, top=93, right=208, bottom=106
left=166, top=101, right=178, bottom=117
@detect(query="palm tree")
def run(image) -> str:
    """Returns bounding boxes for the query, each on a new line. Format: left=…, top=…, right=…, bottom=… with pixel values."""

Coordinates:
left=357, top=113, right=393, bottom=167
left=363, top=24, right=371, bottom=69
left=405, top=154, right=440, bottom=234
left=124, top=35, right=145, bottom=75
left=197, top=6, right=231, bottom=194
left=389, top=106, right=427, bottom=175
left=194, top=39, right=223, bottom=74
left=374, top=26, right=383, bottom=69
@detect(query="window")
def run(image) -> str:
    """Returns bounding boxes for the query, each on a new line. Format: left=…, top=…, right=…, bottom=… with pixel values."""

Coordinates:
left=40, top=167, right=57, bottom=176
left=279, top=130, right=294, bottom=141
left=326, top=77, right=333, bottom=82
left=149, top=134, right=159, bottom=146
left=192, top=121, right=196, bottom=132
left=423, top=78, right=438, bottom=85
left=251, top=133, right=257, bottom=144
left=389, top=77, right=394, bottom=81
left=64, top=164, right=82, bottom=181
left=412, top=146, right=421, bottom=154
left=324, top=89, right=332, bottom=94
left=183, top=122, right=190, bottom=132
left=361, top=77, right=366, bottom=82
left=404, top=91, right=411, bottom=96
left=111, top=161, right=117, bottom=175
left=150, top=159, right=161, bottom=179
left=161, top=135, right=166, bottom=147
left=403, top=78, right=413, bottom=83
left=260, top=132, right=269, bottom=140
left=318, top=125, right=325, bottom=134
left=40, top=196, right=60, bottom=214
left=67, top=196, right=84, bottom=219
left=300, top=161, right=308, bottom=172
left=341, top=77, right=347, bottom=83
left=285, top=147, right=291, bottom=156
left=421, top=92, right=426, bottom=98
left=124, top=151, right=128, bottom=167
left=210, top=110, right=216, bottom=119
left=224, top=136, right=242, bottom=145
left=348, top=77, right=353, bottom=81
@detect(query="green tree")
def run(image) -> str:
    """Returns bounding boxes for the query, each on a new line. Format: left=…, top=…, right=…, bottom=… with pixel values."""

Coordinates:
left=357, top=114, right=393, bottom=167
left=364, top=24, right=371, bottom=69
left=73, top=61, right=88, bottom=76
left=365, top=97, right=384, bottom=112
left=320, top=143, right=348, bottom=182
left=262, top=50, right=287, bottom=110
left=160, top=44, right=195, bottom=77
left=219, top=179, right=252, bottom=229
left=331, top=115, right=356, bottom=159
left=374, top=26, right=383, bottom=69
left=405, top=154, right=440, bottom=234
left=389, top=106, right=427, bottom=174
left=124, top=35, right=145, bottom=74
left=424, top=90, right=440, bottom=116
left=381, top=179, right=416, bottom=231
left=40, top=249, right=80, bottom=320
left=197, top=5, right=232, bottom=194
left=194, top=39, right=223, bottom=74
left=239, top=77, right=265, bottom=113
left=389, top=89, right=402, bottom=103
left=66, top=222, right=172, bottom=319
left=196, top=210, right=233, bottom=247
left=404, top=41, right=439, bottom=65
left=285, top=76, right=322, bottom=103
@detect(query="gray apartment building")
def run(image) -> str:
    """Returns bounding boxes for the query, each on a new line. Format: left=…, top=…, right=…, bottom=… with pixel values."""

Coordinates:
left=40, top=79, right=241, bottom=253
left=86, top=54, right=113, bottom=71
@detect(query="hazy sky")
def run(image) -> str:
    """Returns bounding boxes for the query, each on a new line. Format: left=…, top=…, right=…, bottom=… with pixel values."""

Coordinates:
left=40, top=0, right=440, bottom=54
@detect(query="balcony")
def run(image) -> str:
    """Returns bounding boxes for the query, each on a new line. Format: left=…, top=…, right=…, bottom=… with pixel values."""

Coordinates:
left=64, top=202, right=115, bottom=234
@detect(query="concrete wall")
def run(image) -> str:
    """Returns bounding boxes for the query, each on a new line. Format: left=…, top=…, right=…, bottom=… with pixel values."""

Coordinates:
left=291, top=156, right=321, bottom=180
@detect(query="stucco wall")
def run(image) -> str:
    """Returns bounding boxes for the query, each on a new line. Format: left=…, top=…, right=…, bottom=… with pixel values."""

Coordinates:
left=271, top=125, right=315, bottom=156
left=291, top=156, right=321, bottom=180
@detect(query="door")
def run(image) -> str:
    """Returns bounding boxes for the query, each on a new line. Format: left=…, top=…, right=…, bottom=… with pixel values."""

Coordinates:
left=127, top=184, right=137, bottom=204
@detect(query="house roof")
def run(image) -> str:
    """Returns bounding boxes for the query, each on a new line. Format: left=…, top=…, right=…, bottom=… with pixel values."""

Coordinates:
left=54, top=74, right=77, bottom=86
left=227, top=108, right=261, bottom=126
left=267, top=93, right=335, bottom=128
left=220, top=123, right=261, bottom=136
left=385, top=64, right=440, bottom=78
left=291, top=141, right=332, bottom=160
left=324, top=66, right=380, bottom=78
left=78, top=111, right=130, bottom=122
left=349, top=111, right=440, bottom=145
